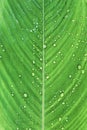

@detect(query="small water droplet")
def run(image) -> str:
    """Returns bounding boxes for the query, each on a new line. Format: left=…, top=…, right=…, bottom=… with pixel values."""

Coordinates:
left=22, top=37, right=24, bottom=41
left=0, top=55, right=2, bottom=59
left=19, top=75, right=22, bottom=78
left=59, top=117, right=62, bottom=121
left=11, top=93, right=14, bottom=97
left=30, top=30, right=33, bottom=32
left=69, top=75, right=72, bottom=78
left=53, top=61, right=56, bottom=64
left=46, top=76, right=49, bottom=79
left=24, top=93, right=28, bottom=98
left=40, top=58, right=42, bottom=61
left=43, top=44, right=46, bottom=49
left=32, top=73, right=35, bottom=76
left=61, top=127, right=64, bottom=130
left=33, top=60, right=35, bottom=64
left=2, top=49, right=6, bottom=52
left=77, top=65, right=81, bottom=70
left=40, top=67, right=42, bottom=70
left=60, top=93, right=64, bottom=97
left=82, top=70, right=85, bottom=74
left=53, top=44, right=56, bottom=47
left=72, top=19, right=75, bottom=22
left=62, top=102, right=65, bottom=105
left=24, top=105, right=26, bottom=108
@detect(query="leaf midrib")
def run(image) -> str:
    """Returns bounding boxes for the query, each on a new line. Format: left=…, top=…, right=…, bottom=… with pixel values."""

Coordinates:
left=42, top=0, right=45, bottom=130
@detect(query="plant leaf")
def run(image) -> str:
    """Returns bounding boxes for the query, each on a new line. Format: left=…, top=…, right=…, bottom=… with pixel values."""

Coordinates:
left=0, top=0, right=87, bottom=130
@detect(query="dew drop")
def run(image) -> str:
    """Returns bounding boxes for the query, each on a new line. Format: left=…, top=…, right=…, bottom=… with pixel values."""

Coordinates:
left=53, top=61, right=56, bottom=64
left=77, top=65, right=81, bottom=70
left=24, top=105, right=26, bottom=108
left=72, top=19, right=75, bottom=22
left=82, top=70, right=85, bottom=74
left=46, top=76, right=49, bottom=79
left=33, top=60, right=35, bottom=64
left=32, top=73, right=35, bottom=76
left=11, top=93, right=14, bottom=97
left=40, top=67, right=42, bottom=70
left=61, top=127, right=64, bottom=130
left=30, top=30, right=33, bottom=32
left=40, top=58, right=42, bottom=61
left=2, top=49, right=6, bottom=52
left=62, top=102, right=65, bottom=105
left=60, top=92, right=64, bottom=97
left=59, top=117, right=62, bottom=121
left=69, top=75, right=72, bottom=78
left=19, top=74, right=22, bottom=78
left=53, top=44, right=56, bottom=47
left=43, top=44, right=46, bottom=49
left=22, top=37, right=24, bottom=41
left=24, top=93, right=28, bottom=98
left=0, top=55, right=2, bottom=59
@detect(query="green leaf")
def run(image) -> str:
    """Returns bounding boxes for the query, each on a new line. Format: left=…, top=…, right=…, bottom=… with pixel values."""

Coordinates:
left=0, top=0, right=87, bottom=130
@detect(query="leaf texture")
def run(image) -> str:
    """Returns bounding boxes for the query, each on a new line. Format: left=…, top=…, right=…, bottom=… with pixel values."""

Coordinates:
left=0, top=0, right=87, bottom=130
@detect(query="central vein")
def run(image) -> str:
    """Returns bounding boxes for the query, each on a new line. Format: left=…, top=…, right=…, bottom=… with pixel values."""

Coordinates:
left=42, top=0, right=45, bottom=130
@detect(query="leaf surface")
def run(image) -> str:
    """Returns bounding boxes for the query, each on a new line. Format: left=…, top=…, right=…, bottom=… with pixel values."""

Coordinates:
left=0, top=0, right=87, bottom=130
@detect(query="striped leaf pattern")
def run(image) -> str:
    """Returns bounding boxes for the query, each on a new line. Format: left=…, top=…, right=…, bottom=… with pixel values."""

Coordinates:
left=0, top=0, right=87, bottom=130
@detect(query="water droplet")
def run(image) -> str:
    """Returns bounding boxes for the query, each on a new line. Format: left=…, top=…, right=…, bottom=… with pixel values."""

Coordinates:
left=51, top=122, right=53, bottom=126
left=53, top=61, right=56, bottom=64
left=33, top=60, right=35, bottom=64
left=60, top=93, right=64, bottom=97
left=46, top=76, right=49, bottom=79
left=43, top=44, right=46, bottom=49
left=24, top=93, right=28, bottom=98
left=0, top=55, right=2, bottom=59
left=69, top=75, right=72, bottom=78
left=11, top=93, right=14, bottom=97
left=40, top=58, right=42, bottom=61
left=1, top=44, right=3, bottom=47
left=11, top=84, right=14, bottom=88
left=77, top=65, right=81, bottom=70
left=61, top=127, right=64, bottom=130
left=22, top=37, right=24, bottom=41
left=67, top=9, right=70, bottom=12
left=30, top=30, right=33, bottom=32
left=62, top=102, right=65, bottom=105
left=2, top=49, right=6, bottom=52
left=53, top=44, right=56, bottom=47
left=40, top=67, right=42, bottom=70
left=59, top=117, right=62, bottom=121
left=19, top=75, right=22, bottom=78
left=24, top=105, right=26, bottom=108
left=72, top=19, right=75, bottom=22
left=32, top=73, right=35, bottom=76
left=82, top=70, right=85, bottom=74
